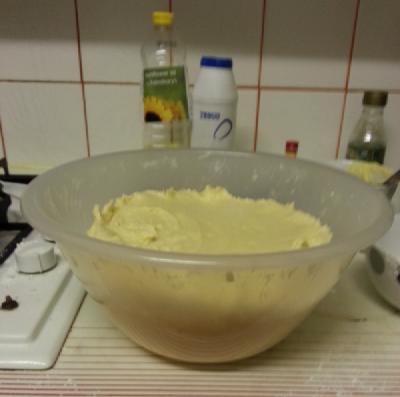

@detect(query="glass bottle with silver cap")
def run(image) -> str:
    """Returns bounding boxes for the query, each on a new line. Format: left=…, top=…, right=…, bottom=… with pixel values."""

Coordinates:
left=346, top=90, right=388, bottom=164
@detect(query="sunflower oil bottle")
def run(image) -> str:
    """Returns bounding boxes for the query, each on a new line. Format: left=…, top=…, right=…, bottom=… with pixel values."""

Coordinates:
left=141, top=11, right=190, bottom=149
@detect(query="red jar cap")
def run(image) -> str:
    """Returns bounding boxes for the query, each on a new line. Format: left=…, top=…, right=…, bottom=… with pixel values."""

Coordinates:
left=285, top=140, right=299, bottom=154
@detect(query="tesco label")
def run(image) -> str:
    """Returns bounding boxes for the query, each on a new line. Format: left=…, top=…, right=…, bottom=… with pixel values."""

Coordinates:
left=200, top=111, right=220, bottom=120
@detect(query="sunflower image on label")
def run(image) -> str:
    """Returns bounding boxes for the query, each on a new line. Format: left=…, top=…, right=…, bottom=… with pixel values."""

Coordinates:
left=143, top=66, right=189, bottom=123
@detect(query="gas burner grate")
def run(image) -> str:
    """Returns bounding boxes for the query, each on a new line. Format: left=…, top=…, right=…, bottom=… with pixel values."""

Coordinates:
left=0, top=157, right=35, bottom=264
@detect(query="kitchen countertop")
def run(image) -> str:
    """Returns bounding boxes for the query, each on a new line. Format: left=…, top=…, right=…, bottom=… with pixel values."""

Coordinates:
left=1, top=253, right=400, bottom=397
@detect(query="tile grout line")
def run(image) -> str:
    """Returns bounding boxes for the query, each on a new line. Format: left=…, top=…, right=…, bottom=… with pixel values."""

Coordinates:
left=0, top=79, right=82, bottom=85
left=260, top=86, right=344, bottom=93
left=0, top=117, right=8, bottom=162
left=0, top=79, right=140, bottom=86
left=252, top=0, right=267, bottom=153
left=1, top=79, right=400, bottom=95
left=80, top=81, right=140, bottom=86
left=335, top=0, right=361, bottom=159
left=73, top=0, right=91, bottom=158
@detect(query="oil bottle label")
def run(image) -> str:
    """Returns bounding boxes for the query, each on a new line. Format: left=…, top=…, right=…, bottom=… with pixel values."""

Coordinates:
left=143, top=66, right=189, bottom=123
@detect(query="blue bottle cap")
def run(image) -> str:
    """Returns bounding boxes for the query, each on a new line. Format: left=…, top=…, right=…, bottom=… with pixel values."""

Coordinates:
left=200, top=56, right=233, bottom=69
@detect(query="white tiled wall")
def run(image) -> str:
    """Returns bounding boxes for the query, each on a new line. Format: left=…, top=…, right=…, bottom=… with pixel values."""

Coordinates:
left=85, top=84, right=142, bottom=155
left=0, top=0, right=399, bottom=173
left=174, top=0, right=263, bottom=86
left=257, top=91, right=343, bottom=160
left=78, top=0, right=168, bottom=82
left=349, top=0, right=400, bottom=90
left=0, top=83, right=87, bottom=171
left=0, top=0, right=80, bottom=81
left=233, top=90, right=258, bottom=152
left=262, top=0, right=356, bottom=88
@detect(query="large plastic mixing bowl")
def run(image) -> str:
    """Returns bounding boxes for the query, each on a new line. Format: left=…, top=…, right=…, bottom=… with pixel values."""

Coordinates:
left=21, top=150, right=393, bottom=363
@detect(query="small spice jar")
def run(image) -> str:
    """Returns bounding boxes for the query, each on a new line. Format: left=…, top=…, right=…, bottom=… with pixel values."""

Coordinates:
left=285, top=140, right=299, bottom=158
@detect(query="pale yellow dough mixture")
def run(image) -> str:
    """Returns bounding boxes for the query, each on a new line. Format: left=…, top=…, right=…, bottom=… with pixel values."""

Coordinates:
left=87, top=186, right=332, bottom=254
left=345, top=161, right=392, bottom=184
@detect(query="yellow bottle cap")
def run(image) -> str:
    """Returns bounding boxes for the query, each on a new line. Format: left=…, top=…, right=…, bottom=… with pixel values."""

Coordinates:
left=152, top=11, right=174, bottom=26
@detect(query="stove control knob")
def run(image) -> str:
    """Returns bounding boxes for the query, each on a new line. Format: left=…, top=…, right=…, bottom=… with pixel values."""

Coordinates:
left=15, top=241, right=57, bottom=274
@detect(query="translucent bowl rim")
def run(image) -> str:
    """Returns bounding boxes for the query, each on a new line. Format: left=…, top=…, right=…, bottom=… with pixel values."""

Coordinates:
left=21, top=150, right=394, bottom=270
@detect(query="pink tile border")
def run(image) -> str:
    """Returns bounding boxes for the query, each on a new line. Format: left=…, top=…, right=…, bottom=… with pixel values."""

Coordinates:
left=0, top=118, right=7, bottom=162
left=74, top=0, right=91, bottom=158
left=0, top=79, right=81, bottom=84
left=260, top=86, right=343, bottom=93
left=84, top=81, right=140, bottom=86
left=252, top=0, right=267, bottom=152
left=335, top=0, right=361, bottom=158
left=1, top=80, right=400, bottom=95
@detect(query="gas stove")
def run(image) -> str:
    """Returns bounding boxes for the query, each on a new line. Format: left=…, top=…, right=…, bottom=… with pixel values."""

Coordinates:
left=0, top=162, right=85, bottom=369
